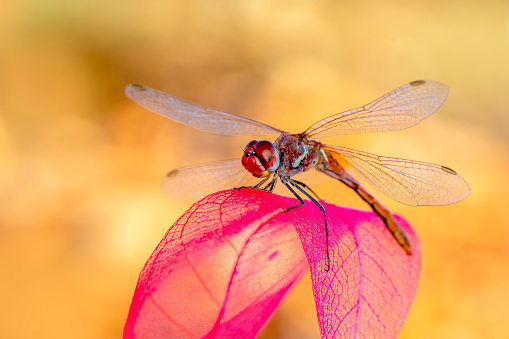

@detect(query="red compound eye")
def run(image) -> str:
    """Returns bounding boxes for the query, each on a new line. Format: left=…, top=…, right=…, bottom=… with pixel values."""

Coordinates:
left=241, top=140, right=280, bottom=178
left=243, top=140, right=257, bottom=154
left=253, top=140, right=279, bottom=172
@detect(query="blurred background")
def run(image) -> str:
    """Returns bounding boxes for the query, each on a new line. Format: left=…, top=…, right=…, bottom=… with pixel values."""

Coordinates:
left=1, top=0, right=508, bottom=338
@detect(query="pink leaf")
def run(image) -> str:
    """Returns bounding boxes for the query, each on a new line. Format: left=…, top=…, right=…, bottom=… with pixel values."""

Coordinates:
left=124, top=189, right=420, bottom=339
left=123, top=189, right=309, bottom=339
left=286, top=199, right=421, bottom=338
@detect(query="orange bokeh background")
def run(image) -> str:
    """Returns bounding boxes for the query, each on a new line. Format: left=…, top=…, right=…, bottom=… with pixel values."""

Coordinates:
left=1, top=1, right=508, bottom=338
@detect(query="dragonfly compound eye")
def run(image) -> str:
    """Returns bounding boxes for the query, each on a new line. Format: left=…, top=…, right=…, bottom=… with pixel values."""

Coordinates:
left=254, top=140, right=280, bottom=172
left=241, top=140, right=280, bottom=178
left=243, top=140, right=258, bottom=154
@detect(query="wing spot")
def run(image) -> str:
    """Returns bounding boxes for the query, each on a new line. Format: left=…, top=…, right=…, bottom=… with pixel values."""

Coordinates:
left=166, top=169, right=179, bottom=178
left=441, top=166, right=457, bottom=175
left=130, top=84, right=146, bottom=91
left=410, top=80, right=426, bottom=86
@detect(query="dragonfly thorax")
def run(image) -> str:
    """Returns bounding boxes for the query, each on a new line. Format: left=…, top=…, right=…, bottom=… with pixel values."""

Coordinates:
left=241, top=140, right=280, bottom=178
left=274, top=133, right=322, bottom=177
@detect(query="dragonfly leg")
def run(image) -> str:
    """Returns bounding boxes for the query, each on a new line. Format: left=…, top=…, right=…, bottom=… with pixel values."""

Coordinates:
left=253, top=175, right=271, bottom=189
left=234, top=173, right=273, bottom=191
left=261, top=175, right=278, bottom=192
left=333, top=172, right=412, bottom=255
left=279, top=177, right=305, bottom=211
left=291, top=179, right=324, bottom=201
left=280, top=177, right=331, bottom=272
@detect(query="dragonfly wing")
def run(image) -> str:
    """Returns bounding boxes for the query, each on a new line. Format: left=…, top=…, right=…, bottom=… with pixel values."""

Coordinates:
left=292, top=167, right=325, bottom=187
left=323, top=145, right=471, bottom=206
left=162, top=159, right=264, bottom=202
left=162, top=159, right=323, bottom=203
left=304, top=80, right=449, bottom=139
left=125, top=84, right=282, bottom=136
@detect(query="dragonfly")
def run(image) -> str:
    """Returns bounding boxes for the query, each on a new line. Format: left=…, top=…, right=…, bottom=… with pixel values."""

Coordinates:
left=125, top=80, right=471, bottom=271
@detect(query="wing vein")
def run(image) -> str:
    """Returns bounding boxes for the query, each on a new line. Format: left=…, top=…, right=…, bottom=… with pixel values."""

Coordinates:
left=323, top=145, right=470, bottom=206
left=304, top=81, right=449, bottom=139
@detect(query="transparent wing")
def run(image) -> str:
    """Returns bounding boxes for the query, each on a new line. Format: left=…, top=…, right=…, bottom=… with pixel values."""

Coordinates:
left=323, top=145, right=471, bottom=206
left=125, top=84, right=282, bottom=136
left=162, top=159, right=325, bottom=203
left=162, top=160, right=262, bottom=202
left=292, top=167, right=325, bottom=188
left=304, top=80, right=449, bottom=139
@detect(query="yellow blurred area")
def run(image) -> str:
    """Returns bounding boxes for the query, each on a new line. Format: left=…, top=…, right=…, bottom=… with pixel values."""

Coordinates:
left=1, top=1, right=509, bottom=338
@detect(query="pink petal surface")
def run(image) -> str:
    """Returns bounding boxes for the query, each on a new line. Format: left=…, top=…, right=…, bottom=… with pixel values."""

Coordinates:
left=124, top=189, right=420, bottom=339
left=123, top=189, right=309, bottom=339
left=287, top=199, right=421, bottom=338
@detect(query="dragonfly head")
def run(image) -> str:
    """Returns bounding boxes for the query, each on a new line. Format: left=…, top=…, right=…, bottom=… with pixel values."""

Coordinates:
left=241, top=140, right=280, bottom=178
